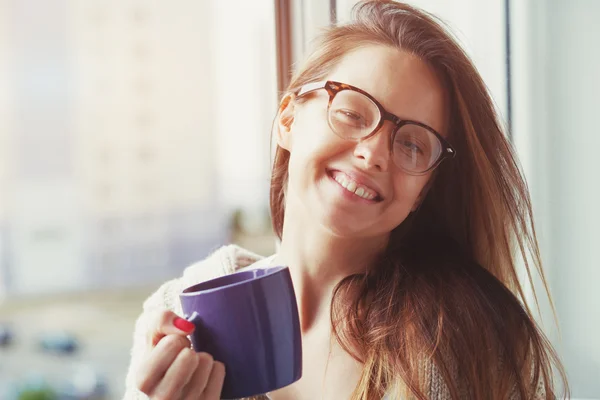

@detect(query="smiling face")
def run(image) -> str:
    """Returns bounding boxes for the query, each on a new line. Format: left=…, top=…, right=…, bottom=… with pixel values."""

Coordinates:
left=277, top=45, right=449, bottom=241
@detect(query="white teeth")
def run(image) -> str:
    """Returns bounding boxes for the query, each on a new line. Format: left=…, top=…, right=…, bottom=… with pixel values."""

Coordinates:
left=333, top=174, right=377, bottom=200
left=360, top=191, right=375, bottom=200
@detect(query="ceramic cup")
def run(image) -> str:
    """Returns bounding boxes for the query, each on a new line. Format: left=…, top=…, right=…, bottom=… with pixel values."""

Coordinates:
left=179, top=266, right=302, bottom=399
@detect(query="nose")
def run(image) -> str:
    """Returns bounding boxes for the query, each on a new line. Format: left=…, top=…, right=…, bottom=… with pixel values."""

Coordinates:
left=353, top=122, right=393, bottom=172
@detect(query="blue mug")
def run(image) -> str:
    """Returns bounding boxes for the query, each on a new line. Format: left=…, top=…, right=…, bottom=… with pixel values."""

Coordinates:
left=180, top=266, right=302, bottom=399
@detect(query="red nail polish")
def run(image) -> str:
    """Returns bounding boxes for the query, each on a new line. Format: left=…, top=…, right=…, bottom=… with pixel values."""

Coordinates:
left=174, top=317, right=195, bottom=332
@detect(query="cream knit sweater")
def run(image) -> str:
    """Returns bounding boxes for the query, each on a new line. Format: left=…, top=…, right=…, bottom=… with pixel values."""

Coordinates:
left=123, top=245, right=545, bottom=400
left=124, top=245, right=271, bottom=400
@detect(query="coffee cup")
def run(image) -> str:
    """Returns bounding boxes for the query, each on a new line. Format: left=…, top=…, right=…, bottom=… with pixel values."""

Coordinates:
left=180, top=266, right=302, bottom=399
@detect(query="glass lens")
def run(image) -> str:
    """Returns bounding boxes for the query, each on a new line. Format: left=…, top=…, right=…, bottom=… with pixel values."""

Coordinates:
left=328, top=90, right=380, bottom=139
left=393, top=123, right=442, bottom=173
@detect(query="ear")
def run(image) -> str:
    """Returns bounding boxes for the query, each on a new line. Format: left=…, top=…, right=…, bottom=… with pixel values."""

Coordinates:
left=276, top=93, right=296, bottom=151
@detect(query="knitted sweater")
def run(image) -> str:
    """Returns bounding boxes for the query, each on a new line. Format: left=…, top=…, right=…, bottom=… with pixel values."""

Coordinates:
left=124, top=245, right=273, bottom=400
left=123, top=245, right=544, bottom=400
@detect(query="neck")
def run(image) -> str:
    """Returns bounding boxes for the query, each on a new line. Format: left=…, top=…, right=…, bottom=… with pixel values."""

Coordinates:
left=274, top=208, right=388, bottom=334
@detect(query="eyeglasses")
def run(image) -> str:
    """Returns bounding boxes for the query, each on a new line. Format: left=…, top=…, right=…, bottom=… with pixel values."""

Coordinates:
left=294, top=81, right=456, bottom=175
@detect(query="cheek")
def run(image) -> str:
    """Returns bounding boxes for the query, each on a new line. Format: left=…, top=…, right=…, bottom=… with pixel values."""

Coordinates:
left=391, top=173, right=430, bottom=206
left=291, top=112, right=348, bottom=162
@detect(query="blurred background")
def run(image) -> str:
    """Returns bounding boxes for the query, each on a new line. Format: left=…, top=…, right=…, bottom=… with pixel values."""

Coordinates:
left=0, top=0, right=598, bottom=399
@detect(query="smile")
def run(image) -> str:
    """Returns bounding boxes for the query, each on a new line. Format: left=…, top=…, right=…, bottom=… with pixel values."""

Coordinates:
left=330, top=170, right=382, bottom=201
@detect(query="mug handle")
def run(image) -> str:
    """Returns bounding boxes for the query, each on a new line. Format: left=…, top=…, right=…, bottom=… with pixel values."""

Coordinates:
left=184, top=311, right=200, bottom=326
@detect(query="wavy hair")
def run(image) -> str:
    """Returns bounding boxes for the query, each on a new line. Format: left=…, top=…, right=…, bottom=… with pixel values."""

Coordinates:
left=268, top=1, right=569, bottom=398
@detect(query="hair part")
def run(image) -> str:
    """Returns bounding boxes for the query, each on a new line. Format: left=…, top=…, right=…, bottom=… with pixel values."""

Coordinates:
left=268, top=1, right=569, bottom=399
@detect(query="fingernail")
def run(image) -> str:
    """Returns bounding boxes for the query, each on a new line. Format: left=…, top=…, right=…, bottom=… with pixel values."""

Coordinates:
left=174, top=317, right=195, bottom=332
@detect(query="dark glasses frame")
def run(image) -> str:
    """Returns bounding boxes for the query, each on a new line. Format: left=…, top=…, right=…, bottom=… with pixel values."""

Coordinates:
left=294, top=80, right=456, bottom=174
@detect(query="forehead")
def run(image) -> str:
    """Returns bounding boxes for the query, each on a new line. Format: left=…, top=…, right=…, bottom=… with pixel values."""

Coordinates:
left=325, top=45, right=448, bottom=136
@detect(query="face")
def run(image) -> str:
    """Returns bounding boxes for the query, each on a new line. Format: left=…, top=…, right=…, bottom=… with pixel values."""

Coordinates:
left=277, top=45, right=448, bottom=240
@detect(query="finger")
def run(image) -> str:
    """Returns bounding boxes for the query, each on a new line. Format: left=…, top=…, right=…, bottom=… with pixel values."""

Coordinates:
left=200, top=361, right=226, bottom=400
left=150, top=347, right=199, bottom=400
left=181, top=352, right=217, bottom=400
left=147, top=309, right=195, bottom=348
left=136, top=334, right=191, bottom=395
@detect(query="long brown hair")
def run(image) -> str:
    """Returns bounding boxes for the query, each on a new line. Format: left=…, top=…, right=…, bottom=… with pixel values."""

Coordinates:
left=269, top=1, right=569, bottom=398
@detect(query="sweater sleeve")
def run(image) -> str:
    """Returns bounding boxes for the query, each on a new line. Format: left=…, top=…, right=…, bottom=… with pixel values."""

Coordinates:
left=123, top=277, right=183, bottom=400
left=122, top=245, right=264, bottom=400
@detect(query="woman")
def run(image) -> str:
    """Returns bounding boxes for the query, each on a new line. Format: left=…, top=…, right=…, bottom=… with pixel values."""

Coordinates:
left=125, top=1, right=569, bottom=399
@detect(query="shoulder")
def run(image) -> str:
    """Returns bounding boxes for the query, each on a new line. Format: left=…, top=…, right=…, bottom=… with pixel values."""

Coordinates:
left=180, top=244, right=266, bottom=286
left=402, top=236, right=544, bottom=396
left=142, top=244, right=266, bottom=315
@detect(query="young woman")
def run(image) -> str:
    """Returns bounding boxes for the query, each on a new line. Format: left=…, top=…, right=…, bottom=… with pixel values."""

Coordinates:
left=124, top=1, right=569, bottom=399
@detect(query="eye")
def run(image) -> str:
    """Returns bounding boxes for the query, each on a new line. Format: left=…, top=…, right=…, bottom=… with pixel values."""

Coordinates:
left=335, top=109, right=367, bottom=127
left=340, top=109, right=361, bottom=120
left=397, top=138, right=424, bottom=155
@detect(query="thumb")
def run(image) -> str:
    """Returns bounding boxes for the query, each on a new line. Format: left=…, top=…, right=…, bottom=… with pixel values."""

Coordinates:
left=148, top=309, right=195, bottom=348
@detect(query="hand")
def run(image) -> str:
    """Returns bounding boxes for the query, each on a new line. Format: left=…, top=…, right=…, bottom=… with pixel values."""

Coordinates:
left=135, top=309, right=226, bottom=400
